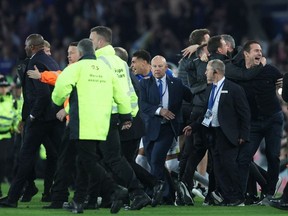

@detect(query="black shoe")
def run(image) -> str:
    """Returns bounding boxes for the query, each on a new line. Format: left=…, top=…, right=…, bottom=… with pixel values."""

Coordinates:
left=84, top=194, right=102, bottom=210
left=63, top=200, right=84, bottom=213
left=227, top=199, right=245, bottom=206
left=129, top=192, right=151, bottom=210
left=41, top=193, right=52, bottom=202
left=83, top=202, right=99, bottom=210
left=110, top=185, right=128, bottom=214
left=245, top=194, right=260, bottom=205
left=0, top=197, right=17, bottom=208
left=151, top=180, right=165, bottom=207
left=269, top=200, right=288, bottom=210
left=0, top=196, right=8, bottom=202
left=202, top=194, right=215, bottom=206
left=211, top=191, right=224, bottom=205
left=176, top=181, right=194, bottom=206
left=269, top=197, right=283, bottom=204
left=20, top=185, right=38, bottom=202
left=83, top=197, right=100, bottom=210
left=257, top=194, right=273, bottom=206
left=42, top=201, right=64, bottom=209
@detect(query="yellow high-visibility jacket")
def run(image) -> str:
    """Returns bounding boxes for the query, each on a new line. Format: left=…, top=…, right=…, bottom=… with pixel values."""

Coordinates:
left=0, top=93, right=17, bottom=140
left=52, top=55, right=131, bottom=140
left=95, top=45, right=138, bottom=117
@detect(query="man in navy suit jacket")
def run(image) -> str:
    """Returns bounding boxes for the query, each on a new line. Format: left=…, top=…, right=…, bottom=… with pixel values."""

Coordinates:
left=139, top=55, right=192, bottom=186
left=184, top=59, right=250, bottom=206
left=0, top=34, right=65, bottom=207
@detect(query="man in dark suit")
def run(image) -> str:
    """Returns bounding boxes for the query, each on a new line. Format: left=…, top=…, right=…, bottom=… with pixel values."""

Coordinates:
left=0, top=34, right=65, bottom=207
left=184, top=59, right=250, bottom=206
left=140, top=55, right=193, bottom=204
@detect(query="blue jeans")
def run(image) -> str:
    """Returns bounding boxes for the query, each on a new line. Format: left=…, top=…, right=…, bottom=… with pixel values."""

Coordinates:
left=250, top=111, right=284, bottom=195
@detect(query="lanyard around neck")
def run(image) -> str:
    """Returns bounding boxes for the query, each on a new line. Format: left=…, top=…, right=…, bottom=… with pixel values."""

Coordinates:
left=209, top=81, right=224, bottom=110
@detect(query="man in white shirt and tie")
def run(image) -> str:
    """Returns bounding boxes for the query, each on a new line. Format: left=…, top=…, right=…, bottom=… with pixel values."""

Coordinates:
left=183, top=59, right=250, bottom=206
left=140, top=55, right=193, bottom=206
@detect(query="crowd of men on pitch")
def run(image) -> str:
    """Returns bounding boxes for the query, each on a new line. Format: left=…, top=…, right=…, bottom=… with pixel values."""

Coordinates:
left=0, top=26, right=287, bottom=213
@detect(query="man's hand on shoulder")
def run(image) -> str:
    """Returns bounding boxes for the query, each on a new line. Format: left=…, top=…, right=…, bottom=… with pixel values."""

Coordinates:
left=27, top=65, right=41, bottom=79
left=181, top=44, right=199, bottom=58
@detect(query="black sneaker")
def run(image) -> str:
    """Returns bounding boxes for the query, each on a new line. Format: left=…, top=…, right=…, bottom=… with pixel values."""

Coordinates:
left=43, top=201, right=64, bottom=209
left=245, top=194, right=260, bottom=205
left=269, top=199, right=288, bottom=210
left=129, top=192, right=151, bottom=210
left=151, top=180, right=165, bottom=207
left=211, top=191, right=224, bottom=205
left=20, top=185, right=38, bottom=202
left=63, top=200, right=84, bottom=214
left=257, top=194, right=272, bottom=206
left=227, top=199, right=245, bottom=206
left=41, top=193, right=52, bottom=202
left=0, top=197, right=18, bottom=208
left=110, top=185, right=128, bottom=214
left=202, top=194, right=215, bottom=206
left=176, top=181, right=194, bottom=206
left=83, top=197, right=100, bottom=210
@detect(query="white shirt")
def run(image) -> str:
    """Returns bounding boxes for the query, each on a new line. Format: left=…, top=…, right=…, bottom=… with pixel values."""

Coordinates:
left=155, top=75, right=169, bottom=115
left=211, top=77, right=225, bottom=127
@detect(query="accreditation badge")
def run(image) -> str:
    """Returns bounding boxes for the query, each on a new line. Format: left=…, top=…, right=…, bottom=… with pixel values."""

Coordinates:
left=202, top=109, right=213, bottom=127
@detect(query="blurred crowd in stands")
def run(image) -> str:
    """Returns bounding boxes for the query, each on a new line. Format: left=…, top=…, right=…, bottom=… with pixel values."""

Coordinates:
left=1, top=0, right=248, bottom=75
left=0, top=0, right=288, bottom=77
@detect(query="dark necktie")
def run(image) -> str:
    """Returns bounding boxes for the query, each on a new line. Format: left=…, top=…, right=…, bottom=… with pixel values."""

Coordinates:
left=158, top=79, right=163, bottom=103
left=208, top=84, right=217, bottom=110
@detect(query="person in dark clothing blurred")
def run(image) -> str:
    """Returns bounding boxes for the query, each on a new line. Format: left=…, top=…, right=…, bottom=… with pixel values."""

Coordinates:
left=0, top=34, right=66, bottom=208
left=179, top=35, right=229, bottom=205
left=177, top=29, right=210, bottom=202
left=115, top=47, right=166, bottom=205
left=13, top=57, right=40, bottom=202
left=16, top=41, right=61, bottom=203
left=267, top=71, right=288, bottom=210
left=90, top=26, right=151, bottom=210
left=226, top=40, right=283, bottom=204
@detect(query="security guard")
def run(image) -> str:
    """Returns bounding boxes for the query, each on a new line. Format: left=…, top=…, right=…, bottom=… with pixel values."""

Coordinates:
left=89, top=26, right=151, bottom=210
left=52, top=38, right=130, bottom=214
left=0, top=76, right=17, bottom=197
left=6, top=77, right=23, bottom=184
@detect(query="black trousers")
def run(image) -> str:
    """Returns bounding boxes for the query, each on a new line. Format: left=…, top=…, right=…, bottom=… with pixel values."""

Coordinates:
left=7, top=118, right=65, bottom=203
left=0, top=138, right=10, bottom=184
left=211, top=127, right=243, bottom=202
left=40, top=137, right=58, bottom=194
left=179, top=126, right=208, bottom=190
left=51, top=125, right=77, bottom=202
left=121, top=138, right=157, bottom=189
left=98, top=117, right=143, bottom=194
left=74, top=140, right=116, bottom=203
